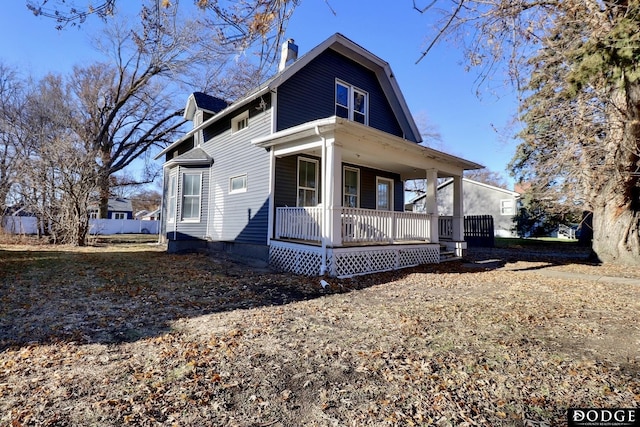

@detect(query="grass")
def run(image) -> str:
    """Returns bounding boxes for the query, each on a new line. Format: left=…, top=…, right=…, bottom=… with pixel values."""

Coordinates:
left=0, top=240, right=638, bottom=426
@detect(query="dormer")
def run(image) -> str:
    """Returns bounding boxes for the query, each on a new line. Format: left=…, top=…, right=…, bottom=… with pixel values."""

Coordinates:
left=183, top=92, right=228, bottom=127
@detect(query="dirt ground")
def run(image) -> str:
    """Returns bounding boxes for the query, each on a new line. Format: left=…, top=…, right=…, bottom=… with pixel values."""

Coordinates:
left=0, top=239, right=638, bottom=426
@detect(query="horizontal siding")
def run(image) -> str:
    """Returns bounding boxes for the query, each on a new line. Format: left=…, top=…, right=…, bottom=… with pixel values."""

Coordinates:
left=203, top=100, right=272, bottom=245
left=277, top=49, right=406, bottom=139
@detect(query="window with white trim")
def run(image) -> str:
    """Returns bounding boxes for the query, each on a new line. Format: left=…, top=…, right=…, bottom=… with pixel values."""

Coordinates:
left=113, top=212, right=126, bottom=220
left=297, top=158, right=318, bottom=207
left=167, top=174, right=177, bottom=223
left=335, top=80, right=368, bottom=125
left=181, top=173, right=202, bottom=221
left=343, top=167, right=360, bottom=208
left=500, top=199, right=514, bottom=215
left=229, top=174, right=248, bottom=194
left=232, top=110, right=249, bottom=133
left=376, top=177, right=394, bottom=211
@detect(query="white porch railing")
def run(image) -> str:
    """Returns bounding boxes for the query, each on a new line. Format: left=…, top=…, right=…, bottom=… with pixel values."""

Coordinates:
left=275, top=207, right=432, bottom=244
left=275, top=207, right=323, bottom=242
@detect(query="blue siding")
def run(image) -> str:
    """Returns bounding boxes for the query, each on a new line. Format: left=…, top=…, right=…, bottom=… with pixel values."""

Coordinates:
left=277, top=49, right=407, bottom=139
left=274, top=158, right=403, bottom=212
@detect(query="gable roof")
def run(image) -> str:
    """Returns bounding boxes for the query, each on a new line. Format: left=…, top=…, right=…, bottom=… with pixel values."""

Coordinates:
left=183, top=92, right=229, bottom=121
left=107, top=198, right=133, bottom=212
left=409, top=178, right=520, bottom=204
left=156, top=33, right=421, bottom=160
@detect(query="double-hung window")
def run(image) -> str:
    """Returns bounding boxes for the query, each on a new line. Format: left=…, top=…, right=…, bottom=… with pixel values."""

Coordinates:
left=181, top=173, right=202, bottom=221
left=343, top=167, right=360, bottom=208
left=297, top=158, right=318, bottom=207
left=335, top=80, right=368, bottom=125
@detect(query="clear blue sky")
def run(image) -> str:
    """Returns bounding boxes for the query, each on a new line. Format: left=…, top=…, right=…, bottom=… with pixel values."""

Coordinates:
left=1, top=0, right=520, bottom=187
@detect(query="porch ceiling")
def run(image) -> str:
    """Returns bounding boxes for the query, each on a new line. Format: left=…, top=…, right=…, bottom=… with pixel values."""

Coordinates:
left=252, top=117, right=483, bottom=179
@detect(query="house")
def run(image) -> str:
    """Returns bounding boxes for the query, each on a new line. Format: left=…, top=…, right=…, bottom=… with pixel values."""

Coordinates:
left=407, top=178, right=520, bottom=237
left=88, top=198, right=134, bottom=220
left=155, top=33, right=482, bottom=277
left=135, top=208, right=160, bottom=221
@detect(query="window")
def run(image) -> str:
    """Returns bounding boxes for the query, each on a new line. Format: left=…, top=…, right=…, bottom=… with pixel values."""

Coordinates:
left=500, top=199, right=514, bottom=216
left=113, top=212, right=126, bottom=220
left=376, top=177, right=393, bottom=211
left=335, top=80, right=368, bottom=125
left=343, top=167, right=360, bottom=208
left=232, top=111, right=249, bottom=133
left=297, top=158, right=318, bottom=207
left=167, top=174, right=177, bottom=223
left=181, top=173, right=202, bottom=221
left=230, top=174, right=248, bottom=194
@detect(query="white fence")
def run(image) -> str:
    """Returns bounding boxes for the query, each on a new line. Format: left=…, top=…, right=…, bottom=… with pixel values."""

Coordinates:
left=1, top=216, right=159, bottom=235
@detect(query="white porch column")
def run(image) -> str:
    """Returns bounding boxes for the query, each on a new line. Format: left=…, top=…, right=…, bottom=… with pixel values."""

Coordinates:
left=426, top=168, right=439, bottom=243
left=452, top=174, right=464, bottom=241
left=324, top=138, right=342, bottom=247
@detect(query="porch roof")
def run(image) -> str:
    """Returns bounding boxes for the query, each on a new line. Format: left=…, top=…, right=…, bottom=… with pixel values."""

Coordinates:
left=252, top=117, right=484, bottom=179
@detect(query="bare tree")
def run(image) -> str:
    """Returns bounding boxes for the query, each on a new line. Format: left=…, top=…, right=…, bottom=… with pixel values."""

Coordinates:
left=66, top=3, right=264, bottom=219
left=0, top=63, right=27, bottom=217
left=14, top=74, right=99, bottom=245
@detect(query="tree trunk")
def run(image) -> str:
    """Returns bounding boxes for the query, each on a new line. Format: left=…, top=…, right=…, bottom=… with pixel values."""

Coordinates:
left=591, top=79, right=640, bottom=265
left=98, top=167, right=110, bottom=219
left=592, top=198, right=640, bottom=265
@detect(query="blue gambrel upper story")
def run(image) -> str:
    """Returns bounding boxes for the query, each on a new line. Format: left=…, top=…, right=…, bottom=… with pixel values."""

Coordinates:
left=155, top=33, right=422, bottom=162
left=276, top=48, right=408, bottom=139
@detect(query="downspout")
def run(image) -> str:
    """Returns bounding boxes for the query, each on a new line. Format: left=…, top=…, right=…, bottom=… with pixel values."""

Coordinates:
left=315, top=125, right=328, bottom=276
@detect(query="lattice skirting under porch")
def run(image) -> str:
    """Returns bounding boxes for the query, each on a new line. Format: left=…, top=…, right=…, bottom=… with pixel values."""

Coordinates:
left=269, top=241, right=440, bottom=277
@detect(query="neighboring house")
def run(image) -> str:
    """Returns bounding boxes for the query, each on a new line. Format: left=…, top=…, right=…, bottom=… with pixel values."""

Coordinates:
left=89, top=198, right=134, bottom=220
left=136, top=208, right=160, bottom=221
left=407, top=178, right=520, bottom=237
left=155, top=33, right=482, bottom=277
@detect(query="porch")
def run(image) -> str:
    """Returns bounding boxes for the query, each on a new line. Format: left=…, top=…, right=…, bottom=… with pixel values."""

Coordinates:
left=253, top=117, right=482, bottom=277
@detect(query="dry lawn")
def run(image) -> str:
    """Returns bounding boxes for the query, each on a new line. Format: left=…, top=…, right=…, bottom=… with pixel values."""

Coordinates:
left=1, top=238, right=639, bottom=426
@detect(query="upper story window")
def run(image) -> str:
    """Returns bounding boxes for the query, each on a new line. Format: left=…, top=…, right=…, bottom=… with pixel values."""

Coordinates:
left=232, top=110, right=249, bottom=133
left=336, top=80, right=368, bottom=125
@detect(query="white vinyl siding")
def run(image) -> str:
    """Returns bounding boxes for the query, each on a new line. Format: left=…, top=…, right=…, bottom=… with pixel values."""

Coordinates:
left=205, top=105, right=272, bottom=242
